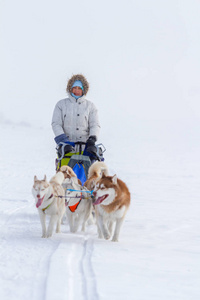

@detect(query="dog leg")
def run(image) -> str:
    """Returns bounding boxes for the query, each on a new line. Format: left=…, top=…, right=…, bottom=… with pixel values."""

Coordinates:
left=87, top=210, right=96, bottom=225
left=67, top=213, right=75, bottom=233
left=94, top=212, right=103, bottom=238
left=95, top=211, right=104, bottom=238
left=97, top=224, right=103, bottom=239
left=98, top=216, right=110, bottom=240
left=56, top=216, right=62, bottom=233
left=81, top=204, right=92, bottom=232
left=72, top=214, right=81, bottom=233
left=47, top=215, right=57, bottom=237
left=61, top=211, right=67, bottom=224
left=112, top=217, right=124, bottom=242
left=56, top=207, right=65, bottom=233
left=60, top=206, right=66, bottom=225
left=81, top=209, right=90, bottom=232
left=108, top=220, right=115, bottom=237
left=38, top=210, right=47, bottom=238
left=81, top=213, right=87, bottom=232
left=81, top=218, right=86, bottom=232
left=71, top=215, right=77, bottom=233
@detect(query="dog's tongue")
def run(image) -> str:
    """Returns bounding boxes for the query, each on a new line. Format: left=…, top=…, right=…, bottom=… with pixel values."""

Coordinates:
left=93, top=195, right=108, bottom=205
left=36, top=197, right=44, bottom=208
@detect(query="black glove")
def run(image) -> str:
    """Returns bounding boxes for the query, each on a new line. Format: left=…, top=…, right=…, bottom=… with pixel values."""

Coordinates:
left=63, top=144, right=74, bottom=154
left=86, top=136, right=96, bottom=146
left=57, top=143, right=74, bottom=158
left=85, top=136, right=97, bottom=156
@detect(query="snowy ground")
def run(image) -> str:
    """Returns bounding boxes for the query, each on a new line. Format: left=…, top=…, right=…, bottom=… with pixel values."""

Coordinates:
left=0, top=118, right=200, bottom=300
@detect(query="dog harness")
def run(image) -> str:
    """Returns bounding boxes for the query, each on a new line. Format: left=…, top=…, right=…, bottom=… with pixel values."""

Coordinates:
left=67, top=193, right=82, bottom=213
left=42, top=194, right=54, bottom=212
left=68, top=199, right=82, bottom=212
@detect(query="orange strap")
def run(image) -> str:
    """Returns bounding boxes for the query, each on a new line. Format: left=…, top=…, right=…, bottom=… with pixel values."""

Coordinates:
left=68, top=193, right=82, bottom=213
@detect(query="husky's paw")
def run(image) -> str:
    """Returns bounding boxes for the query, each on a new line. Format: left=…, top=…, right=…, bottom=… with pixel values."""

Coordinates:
left=70, top=226, right=78, bottom=233
left=81, top=224, right=86, bottom=232
left=103, top=232, right=111, bottom=240
left=46, top=233, right=53, bottom=238
left=41, top=234, right=47, bottom=238
left=111, top=237, right=119, bottom=242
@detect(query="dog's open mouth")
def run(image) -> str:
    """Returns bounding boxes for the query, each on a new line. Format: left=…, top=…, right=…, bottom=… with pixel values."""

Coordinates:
left=36, top=195, right=45, bottom=208
left=93, top=194, right=109, bottom=205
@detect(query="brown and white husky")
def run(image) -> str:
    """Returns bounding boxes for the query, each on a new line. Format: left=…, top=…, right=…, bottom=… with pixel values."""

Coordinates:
left=32, top=172, right=65, bottom=238
left=64, top=178, right=93, bottom=233
left=93, top=174, right=131, bottom=242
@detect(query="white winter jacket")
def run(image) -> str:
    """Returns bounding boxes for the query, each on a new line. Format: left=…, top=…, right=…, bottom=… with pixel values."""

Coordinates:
left=51, top=94, right=100, bottom=143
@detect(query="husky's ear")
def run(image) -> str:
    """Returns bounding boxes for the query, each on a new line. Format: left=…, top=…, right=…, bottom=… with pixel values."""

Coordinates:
left=112, top=174, right=118, bottom=185
left=43, top=175, right=47, bottom=181
left=34, top=175, right=38, bottom=182
left=102, top=172, right=107, bottom=178
left=101, top=168, right=107, bottom=178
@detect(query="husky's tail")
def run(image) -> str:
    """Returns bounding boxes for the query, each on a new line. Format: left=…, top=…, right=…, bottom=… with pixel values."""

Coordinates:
left=50, top=171, right=65, bottom=185
left=87, top=161, right=109, bottom=179
left=59, top=165, right=77, bottom=178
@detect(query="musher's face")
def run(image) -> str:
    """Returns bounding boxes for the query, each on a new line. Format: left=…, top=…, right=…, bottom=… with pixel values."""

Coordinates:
left=72, top=86, right=83, bottom=97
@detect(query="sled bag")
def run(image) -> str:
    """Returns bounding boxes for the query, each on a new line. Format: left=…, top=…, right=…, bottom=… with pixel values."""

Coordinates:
left=68, top=155, right=91, bottom=185
left=56, top=151, right=84, bottom=171
left=72, top=163, right=86, bottom=185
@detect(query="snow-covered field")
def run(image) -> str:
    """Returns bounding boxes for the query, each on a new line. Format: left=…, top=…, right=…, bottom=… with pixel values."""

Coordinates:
left=0, top=118, right=200, bottom=300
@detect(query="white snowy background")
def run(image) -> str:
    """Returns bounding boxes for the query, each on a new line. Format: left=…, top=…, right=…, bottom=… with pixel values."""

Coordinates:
left=0, top=0, right=200, bottom=299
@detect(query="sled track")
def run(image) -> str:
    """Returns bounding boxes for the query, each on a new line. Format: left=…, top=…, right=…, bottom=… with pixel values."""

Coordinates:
left=80, top=236, right=99, bottom=300
left=45, top=233, right=99, bottom=300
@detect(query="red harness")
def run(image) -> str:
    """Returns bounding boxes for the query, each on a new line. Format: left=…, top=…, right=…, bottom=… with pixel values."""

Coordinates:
left=68, top=200, right=81, bottom=212
left=67, top=193, right=82, bottom=213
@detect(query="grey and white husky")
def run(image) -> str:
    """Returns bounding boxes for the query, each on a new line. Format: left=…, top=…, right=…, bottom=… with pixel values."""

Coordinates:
left=32, top=172, right=65, bottom=238
left=65, top=179, right=93, bottom=232
left=58, top=165, right=93, bottom=233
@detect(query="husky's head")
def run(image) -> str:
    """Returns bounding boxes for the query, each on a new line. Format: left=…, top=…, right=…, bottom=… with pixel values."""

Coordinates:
left=93, top=174, right=118, bottom=206
left=32, top=175, right=49, bottom=208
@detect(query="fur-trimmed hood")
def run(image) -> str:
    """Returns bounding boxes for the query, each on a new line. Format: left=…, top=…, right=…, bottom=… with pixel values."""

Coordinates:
left=66, top=74, right=89, bottom=95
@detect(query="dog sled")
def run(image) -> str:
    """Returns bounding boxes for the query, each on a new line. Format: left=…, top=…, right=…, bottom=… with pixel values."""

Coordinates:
left=55, top=141, right=106, bottom=185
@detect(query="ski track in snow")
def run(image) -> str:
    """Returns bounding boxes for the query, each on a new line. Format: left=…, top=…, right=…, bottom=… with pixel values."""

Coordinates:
left=80, top=237, right=99, bottom=300
left=45, top=231, right=99, bottom=300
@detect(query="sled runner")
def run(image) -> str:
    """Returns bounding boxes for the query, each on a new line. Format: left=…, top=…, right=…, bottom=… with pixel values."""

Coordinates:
left=55, top=142, right=106, bottom=185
